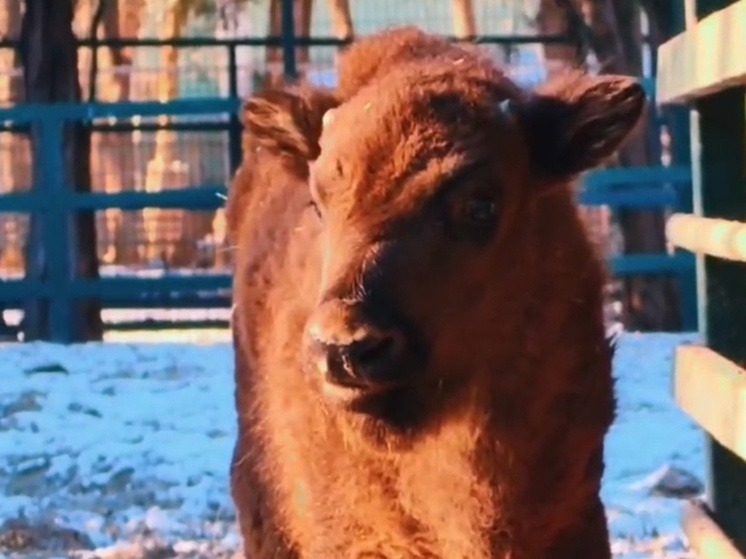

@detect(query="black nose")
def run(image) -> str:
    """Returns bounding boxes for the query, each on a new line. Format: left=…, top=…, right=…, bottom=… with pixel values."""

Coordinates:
left=317, top=332, right=402, bottom=384
left=347, top=333, right=398, bottom=368
left=309, top=328, right=405, bottom=386
left=304, top=298, right=411, bottom=386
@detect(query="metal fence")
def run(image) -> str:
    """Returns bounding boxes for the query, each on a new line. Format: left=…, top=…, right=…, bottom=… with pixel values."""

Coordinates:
left=0, top=1, right=696, bottom=340
left=0, top=94, right=695, bottom=340
left=0, top=1, right=577, bottom=275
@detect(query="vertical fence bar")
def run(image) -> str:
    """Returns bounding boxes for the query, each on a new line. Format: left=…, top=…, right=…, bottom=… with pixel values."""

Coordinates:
left=227, top=42, right=242, bottom=175
left=671, top=103, right=698, bottom=332
left=667, top=0, right=698, bottom=332
left=688, top=0, right=746, bottom=549
left=280, top=0, right=297, bottom=81
left=40, top=115, right=77, bottom=343
left=695, top=82, right=746, bottom=554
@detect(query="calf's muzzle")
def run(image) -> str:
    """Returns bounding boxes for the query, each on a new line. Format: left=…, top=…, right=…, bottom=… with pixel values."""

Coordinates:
left=304, top=298, right=412, bottom=389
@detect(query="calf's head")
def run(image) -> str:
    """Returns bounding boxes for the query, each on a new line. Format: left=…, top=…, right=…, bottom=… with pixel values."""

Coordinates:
left=248, top=65, right=645, bottom=424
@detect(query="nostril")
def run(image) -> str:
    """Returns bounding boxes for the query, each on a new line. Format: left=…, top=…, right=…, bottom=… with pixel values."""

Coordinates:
left=348, top=334, right=399, bottom=368
left=305, top=300, right=412, bottom=385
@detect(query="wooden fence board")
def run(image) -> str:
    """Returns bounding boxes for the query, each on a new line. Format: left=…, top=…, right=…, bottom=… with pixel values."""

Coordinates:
left=667, top=214, right=746, bottom=263
left=657, top=0, right=746, bottom=104
left=674, top=345, right=746, bottom=463
left=658, top=2, right=746, bottom=546
left=683, top=500, right=746, bottom=559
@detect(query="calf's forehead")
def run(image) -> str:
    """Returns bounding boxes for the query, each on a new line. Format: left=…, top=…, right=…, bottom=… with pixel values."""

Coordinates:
left=314, top=79, right=513, bottom=208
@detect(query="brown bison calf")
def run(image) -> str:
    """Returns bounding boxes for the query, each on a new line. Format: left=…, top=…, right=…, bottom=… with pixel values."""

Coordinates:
left=227, top=27, right=644, bottom=559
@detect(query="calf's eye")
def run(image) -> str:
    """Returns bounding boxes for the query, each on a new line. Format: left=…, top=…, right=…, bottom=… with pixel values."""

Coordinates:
left=454, top=193, right=498, bottom=229
left=434, top=161, right=500, bottom=242
left=443, top=191, right=500, bottom=243
left=463, top=196, right=497, bottom=225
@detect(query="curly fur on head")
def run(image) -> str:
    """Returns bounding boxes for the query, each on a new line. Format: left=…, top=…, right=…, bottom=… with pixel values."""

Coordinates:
left=335, top=26, right=480, bottom=98
left=228, top=25, right=644, bottom=559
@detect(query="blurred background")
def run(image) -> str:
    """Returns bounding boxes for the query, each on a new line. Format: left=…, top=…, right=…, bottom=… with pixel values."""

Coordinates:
left=0, top=0, right=694, bottom=342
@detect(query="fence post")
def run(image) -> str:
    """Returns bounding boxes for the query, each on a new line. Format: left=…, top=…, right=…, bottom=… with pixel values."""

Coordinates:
left=227, top=42, right=242, bottom=175
left=40, top=114, right=78, bottom=343
left=696, top=84, right=746, bottom=555
left=689, top=5, right=746, bottom=549
left=667, top=0, right=698, bottom=332
left=280, top=0, right=298, bottom=81
left=670, top=106, right=698, bottom=332
left=689, top=0, right=746, bottom=537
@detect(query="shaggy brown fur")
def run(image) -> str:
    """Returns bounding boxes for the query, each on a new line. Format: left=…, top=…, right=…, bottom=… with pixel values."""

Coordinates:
left=228, top=26, right=644, bottom=559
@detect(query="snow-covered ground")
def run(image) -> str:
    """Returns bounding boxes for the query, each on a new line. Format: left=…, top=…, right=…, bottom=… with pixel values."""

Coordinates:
left=0, top=330, right=704, bottom=559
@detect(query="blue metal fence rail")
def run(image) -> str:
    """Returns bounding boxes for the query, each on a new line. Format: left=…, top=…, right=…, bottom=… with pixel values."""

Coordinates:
left=0, top=93, right=696, bottom=339
left=0, top=99, right=238, bottom=340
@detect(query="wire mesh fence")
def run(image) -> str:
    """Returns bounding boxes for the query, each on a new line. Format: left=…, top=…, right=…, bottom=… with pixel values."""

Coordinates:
left=0, top=0, right=635, bottom=332
left=0, top=0, right=563, bottom=275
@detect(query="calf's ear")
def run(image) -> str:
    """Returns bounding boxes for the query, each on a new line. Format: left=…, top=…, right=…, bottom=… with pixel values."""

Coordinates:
left=514, top=72, right=646, bottom=179
left=242, top=86, right=339, bottom=161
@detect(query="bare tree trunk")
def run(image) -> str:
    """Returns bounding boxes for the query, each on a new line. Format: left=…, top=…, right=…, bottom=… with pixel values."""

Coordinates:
left=118, top=0, right=146, bottom=264
left=325, top=0, right=354, bottom=73
left=0, top=0, right=24, bottom=278
left=533, top=0, right=611, bottom=267
left=301, top=0, right=355, bottom=78
left=532, top=0, right=680, bottom=331
left=576, top=0, right=681, bottom=331
left=534, top=0, right=580, bottom=77
left=265, top=0, right=282, bottom=85
left=637, top=0, right=673, bottom=52
left=0, top=0, right=22, bottom=103
left=143, top=4, right=194, bottom=267
left=111, top=0, right=145, bottom=78
left=0, top=1, right=23, bottom=182
left=607, top=0, right=680, bottom=331
left=452, top=0, right=476, bottom=39
left=327, top=0, right=353, bottom=41
left=265, top=0, right=314, bottom=86
left=19, top=0, right=102, bottom=341
left=0, top=0, right=23, bottom=335
left=72, top=0, right=95, bottom=96
left=577, top=0, right=626, bottom=72
left=637, top=0, right=683, bottom=168
left=296, top=0, right=312, bottom=77
left=98, top=0, right=143, bottom=265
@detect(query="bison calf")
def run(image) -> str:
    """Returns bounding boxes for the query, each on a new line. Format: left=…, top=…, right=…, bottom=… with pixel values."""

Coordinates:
left=228, top=27, right=644, bottom=559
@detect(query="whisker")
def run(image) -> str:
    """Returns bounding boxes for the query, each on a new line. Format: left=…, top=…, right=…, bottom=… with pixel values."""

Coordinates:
left=216, top=245, right=238, bottom=254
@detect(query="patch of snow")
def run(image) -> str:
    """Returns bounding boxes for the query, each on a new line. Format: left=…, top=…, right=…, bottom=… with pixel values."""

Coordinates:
left=0, top=331, right=704, bottom=558
left=0, top=340, right=236, bottom=559
left=603, top=332, right=704, bottom=558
